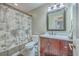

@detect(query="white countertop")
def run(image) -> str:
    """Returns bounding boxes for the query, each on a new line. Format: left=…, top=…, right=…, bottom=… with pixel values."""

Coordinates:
left=40, top=34, right=73, bottom=41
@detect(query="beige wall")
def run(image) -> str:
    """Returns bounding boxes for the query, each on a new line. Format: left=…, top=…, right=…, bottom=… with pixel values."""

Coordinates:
left=28, top=4, right=49, bottom=34
left=29, top=4, right=73, bottom=35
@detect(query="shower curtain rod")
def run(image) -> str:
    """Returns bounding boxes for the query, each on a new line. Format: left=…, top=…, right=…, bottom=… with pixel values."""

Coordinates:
left=1, top=3, right=32, bottom=17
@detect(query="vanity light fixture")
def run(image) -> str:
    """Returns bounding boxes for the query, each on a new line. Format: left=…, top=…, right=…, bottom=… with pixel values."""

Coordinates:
left=48, top=3, right=65, bottom=12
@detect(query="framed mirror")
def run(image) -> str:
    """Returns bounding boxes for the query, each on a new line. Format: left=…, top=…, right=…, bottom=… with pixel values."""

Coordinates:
left=47, top=8, right=66, bottom=31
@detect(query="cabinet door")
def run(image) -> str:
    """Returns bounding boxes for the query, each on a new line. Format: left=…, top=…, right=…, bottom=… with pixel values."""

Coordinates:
left=49, top=39, right=60, bottom=56
left=60, top=40, right=73, bottom=56
left=40, top=37, right=48, bottom=56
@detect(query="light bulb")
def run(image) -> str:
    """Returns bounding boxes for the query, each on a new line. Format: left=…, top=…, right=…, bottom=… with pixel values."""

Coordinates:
left=53, top=5, right=57, bottom=9
left=14, top=3, right=18, bottom=6
left=60, top=3, right=64, bottom=8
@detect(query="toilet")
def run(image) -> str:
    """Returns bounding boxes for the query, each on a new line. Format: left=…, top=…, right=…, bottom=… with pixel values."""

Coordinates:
left=25, top=41, right=37, bottom=56
left=21, top=35, right=39, bottom=56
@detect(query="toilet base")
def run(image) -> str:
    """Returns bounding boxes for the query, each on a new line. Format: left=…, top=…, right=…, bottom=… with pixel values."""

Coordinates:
left=20, top=48, right=35, bottom=56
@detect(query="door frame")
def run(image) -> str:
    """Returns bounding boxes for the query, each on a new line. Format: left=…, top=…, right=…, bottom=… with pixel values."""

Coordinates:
left=73, top=3, right=79, bottom=56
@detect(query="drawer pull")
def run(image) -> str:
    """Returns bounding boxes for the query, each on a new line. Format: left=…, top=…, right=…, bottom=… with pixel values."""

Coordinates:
left=68, top=43, right=76, bottom=50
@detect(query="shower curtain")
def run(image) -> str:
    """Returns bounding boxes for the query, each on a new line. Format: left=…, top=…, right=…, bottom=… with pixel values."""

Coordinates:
left=0, top=4, right=32, bottom=56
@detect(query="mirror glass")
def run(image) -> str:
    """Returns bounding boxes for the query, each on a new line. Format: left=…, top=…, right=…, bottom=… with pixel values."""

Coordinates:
left=47, top=8, right=66, bottom=31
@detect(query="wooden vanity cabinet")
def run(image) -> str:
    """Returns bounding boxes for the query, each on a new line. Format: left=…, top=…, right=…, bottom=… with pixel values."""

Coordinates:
left=40, top=37, right=48, bottom=56
left=40, top=37, right=73, bottom=56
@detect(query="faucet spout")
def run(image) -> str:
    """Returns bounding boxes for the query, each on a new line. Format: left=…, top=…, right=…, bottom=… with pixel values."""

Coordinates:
left=52, top=32, right=53, bottom=35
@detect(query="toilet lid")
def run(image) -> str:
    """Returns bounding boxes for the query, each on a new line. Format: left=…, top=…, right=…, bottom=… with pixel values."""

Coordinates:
left=25, top=41, right=37, bottom=48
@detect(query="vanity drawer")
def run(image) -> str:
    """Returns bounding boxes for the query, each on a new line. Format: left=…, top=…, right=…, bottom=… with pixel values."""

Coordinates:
left=60, top=40, right=73, bottom=56
left=48, top=39, right=60, bottom=56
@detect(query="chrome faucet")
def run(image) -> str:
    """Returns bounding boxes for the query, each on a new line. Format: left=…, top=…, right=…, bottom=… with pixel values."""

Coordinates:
left=52, top=32, right=53, bottom=35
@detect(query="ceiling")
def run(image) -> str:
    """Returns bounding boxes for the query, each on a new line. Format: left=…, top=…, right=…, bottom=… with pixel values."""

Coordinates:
left=7, top=3, right=45, bottom=12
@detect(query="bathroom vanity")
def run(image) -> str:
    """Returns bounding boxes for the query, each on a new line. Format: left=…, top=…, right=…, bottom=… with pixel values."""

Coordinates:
left=40, top=35, right=73, bottom=56
left=44, top=4, right=73, bottom=56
